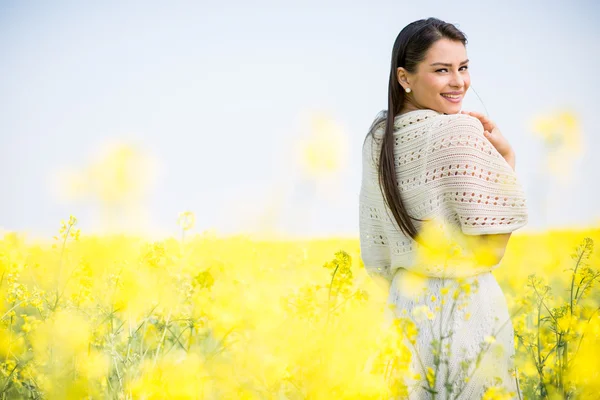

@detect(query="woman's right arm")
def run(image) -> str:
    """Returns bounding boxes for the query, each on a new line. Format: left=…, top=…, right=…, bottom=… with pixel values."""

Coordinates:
left=458, top=111, right=518, bottom=264
left=462, top=148, right=517, bottom=265
left=432, top=114, right=528, bottom=266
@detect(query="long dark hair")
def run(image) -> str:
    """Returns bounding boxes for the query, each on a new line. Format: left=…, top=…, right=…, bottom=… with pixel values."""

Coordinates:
left=366, top=17, right=468, bottom=242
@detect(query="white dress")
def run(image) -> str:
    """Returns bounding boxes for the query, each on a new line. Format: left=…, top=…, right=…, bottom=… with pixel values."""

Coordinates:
left=384, top=269, right=519, bottom=399
left=358, top=109, right=528, bottom=399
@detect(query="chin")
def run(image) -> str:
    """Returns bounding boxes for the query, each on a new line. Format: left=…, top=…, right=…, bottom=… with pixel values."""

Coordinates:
left=444, top=105, right=462, bottom=114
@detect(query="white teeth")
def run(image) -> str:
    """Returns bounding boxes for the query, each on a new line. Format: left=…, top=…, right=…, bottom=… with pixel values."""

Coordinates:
left=442, top=94, right=461, bottom=98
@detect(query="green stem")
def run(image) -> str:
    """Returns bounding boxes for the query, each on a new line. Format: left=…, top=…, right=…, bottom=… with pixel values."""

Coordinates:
left=451, top=305, right=525, bottom=400
left=0, top=300, right=27, bottom=321
left=54, top=224, right=73, bottom=309
left=325, top=264, right=340, bottom=329
left=569, top=248, right=584, bottom=313
left=152, top=311, right=172, bottom=369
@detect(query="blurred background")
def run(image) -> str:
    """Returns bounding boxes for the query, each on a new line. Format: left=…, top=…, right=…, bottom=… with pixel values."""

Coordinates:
left=1, top=0, right=598, bottom=240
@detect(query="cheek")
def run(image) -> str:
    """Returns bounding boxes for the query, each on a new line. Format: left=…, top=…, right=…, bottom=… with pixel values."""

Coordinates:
left=463, top=78, right=471, bottom=90
left=423, top=76, right=445, bottom=92
left=463, top=73, right=471, bottom=86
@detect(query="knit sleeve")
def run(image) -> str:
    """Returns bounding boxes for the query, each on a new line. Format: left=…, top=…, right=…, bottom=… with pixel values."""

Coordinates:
left=358, top=133, right=394, bottom=289
left=431, top=115, right=529, bottom=235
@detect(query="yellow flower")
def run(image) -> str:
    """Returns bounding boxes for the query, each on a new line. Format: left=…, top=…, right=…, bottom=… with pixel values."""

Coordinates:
left=396, top=270, right=428, bottom=298
left=530, top=110, right=581, bottom=153
left=482, top=386, right=515, bottom=400
left=68, top=215, right=78, bottom=226
left=178, top=211, right=196, bottom=231
left=556, top=314, right=573, bottom=332
left=529, top=109, right=582, bottom=180
left=296, top=111, right=349, bottom=177
left=426, top=367, right=435, bottom=387
left=20, top=314, right=37, bottom=334
left=402, top=320, right=418, bottom=344
left=460, top=282, right=472, bottom=294
left=484, top=335, right=496, bottom=344
left=412, top=305, right=432, bottom=322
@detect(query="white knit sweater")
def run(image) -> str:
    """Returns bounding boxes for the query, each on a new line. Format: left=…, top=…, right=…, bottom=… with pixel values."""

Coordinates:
left=359, top=109, right=528, bottom=287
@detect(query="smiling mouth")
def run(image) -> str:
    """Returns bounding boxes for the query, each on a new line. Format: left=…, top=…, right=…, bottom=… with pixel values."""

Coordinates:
left=441, top=94, right=462, bottom=99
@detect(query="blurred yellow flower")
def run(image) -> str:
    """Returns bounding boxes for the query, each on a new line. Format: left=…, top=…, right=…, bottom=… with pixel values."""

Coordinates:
left=413, top=218, right=497, bottom=277
left=412, top=305, right=433, bottom=323
left=30, top=310, right=91, bottom=365
left=177, top=211, right=196, bottom=231
left=77, top=350, right=110, bottom=380
left=397, top=270, right=427, bottom=298
left=51, top=140, right=161, bottom=233
left=0, top=326, right=25, bottom=358
left=482, top=386, right=516, bottom=400
left=56, top=141, right=159, bottom=203
left=426, top=366, right=435, bottom=387
left=529, top=109, right=583, bottom=180
left=530, top=110, right=581, bottom=151
left=1, top=216, right=598, bottom=399
left=128, top=351, right=208, bottom=398
left=296, top=111, right=349, bottom=178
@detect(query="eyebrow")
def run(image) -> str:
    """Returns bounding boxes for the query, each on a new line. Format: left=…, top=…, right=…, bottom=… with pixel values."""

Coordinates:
left=429, top=59, right=470, bottom=67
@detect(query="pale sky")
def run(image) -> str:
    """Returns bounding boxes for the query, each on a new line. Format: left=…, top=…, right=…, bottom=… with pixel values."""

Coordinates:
left=1, top=0, right=599, bottom=241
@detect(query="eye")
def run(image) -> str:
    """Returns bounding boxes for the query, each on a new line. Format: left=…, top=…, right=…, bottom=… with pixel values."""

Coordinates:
left=436, top=66, right=469, bottom=73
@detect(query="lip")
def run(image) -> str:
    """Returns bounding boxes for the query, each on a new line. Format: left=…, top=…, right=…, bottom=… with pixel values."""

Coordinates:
left=441, top=93, right=462, bottom=103
left=441, top=91, right=464, bottom=95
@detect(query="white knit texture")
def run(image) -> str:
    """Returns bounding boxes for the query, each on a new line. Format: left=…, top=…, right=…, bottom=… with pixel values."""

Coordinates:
left=385, top=269, right=520, bottom=399
left=358, top=109, right=527, bottom=399
left=359, top=109, right=528, bottom=286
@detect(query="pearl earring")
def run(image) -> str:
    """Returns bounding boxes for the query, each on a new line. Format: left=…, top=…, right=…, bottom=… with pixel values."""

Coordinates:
left=405, top=87, right=411, bottom=93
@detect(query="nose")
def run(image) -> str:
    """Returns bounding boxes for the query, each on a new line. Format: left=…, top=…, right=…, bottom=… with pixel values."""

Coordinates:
left=450, top=70, right=464, bottom=88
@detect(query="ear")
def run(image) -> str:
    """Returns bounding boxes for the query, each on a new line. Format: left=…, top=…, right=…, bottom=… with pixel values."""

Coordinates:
left=396, top=67, right=409, bottom=87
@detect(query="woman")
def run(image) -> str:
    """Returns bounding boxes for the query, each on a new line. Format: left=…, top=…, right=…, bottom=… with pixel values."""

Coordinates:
left=358, top=18, right=528, bottom=399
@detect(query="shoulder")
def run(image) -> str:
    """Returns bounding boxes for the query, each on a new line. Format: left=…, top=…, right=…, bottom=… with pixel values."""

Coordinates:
left=430, top=113, right=485, bottom=138
left=427, top=113, right=508, bottom=169
left=427, top=113, right=492, bottom=156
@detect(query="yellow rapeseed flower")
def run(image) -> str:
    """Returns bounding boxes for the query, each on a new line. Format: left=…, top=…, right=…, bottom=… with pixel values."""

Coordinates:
left=482, top=386, right=516, bottom=400
left=177, top=211, right=196, bottom=231
left=296, top=111, right=349, bottom=178
left=426, top=366, right=435, bottom=387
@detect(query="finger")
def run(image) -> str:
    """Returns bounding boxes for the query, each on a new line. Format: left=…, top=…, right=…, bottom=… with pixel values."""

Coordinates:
left=462, top=110, right=487, bottom=123
left=485, top=131, right=497, bottom=142
left=465, top=111, right=496, bottom=131
left=465, top=110, right=490, bottom=123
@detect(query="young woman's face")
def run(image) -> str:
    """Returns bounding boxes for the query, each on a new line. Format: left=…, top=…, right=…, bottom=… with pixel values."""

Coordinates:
left=397, top=38, right=470, bottom=114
